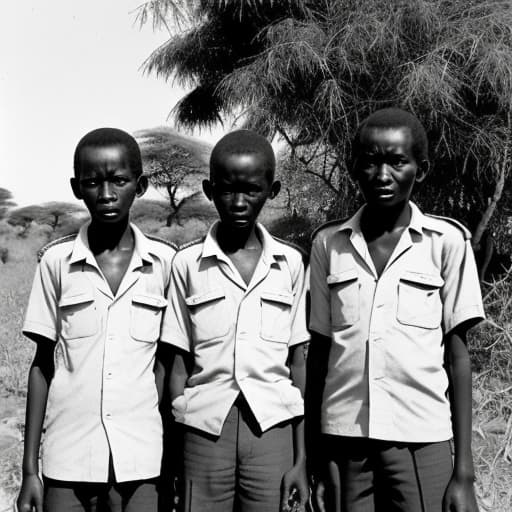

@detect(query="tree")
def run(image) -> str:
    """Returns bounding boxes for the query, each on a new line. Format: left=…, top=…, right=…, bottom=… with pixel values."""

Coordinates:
left=0, top=188, right=16, bottom=220
left=139, top=0, right=512, bottom=260
left=8, top=202, right=84, bottom=236
left=136, top=127, right=209, bottom=226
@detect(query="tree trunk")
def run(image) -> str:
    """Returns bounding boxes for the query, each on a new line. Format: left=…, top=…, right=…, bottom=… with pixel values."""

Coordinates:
left=473, top=110, right=511, bottom=250
left=472, top=148, right=509, bottom=250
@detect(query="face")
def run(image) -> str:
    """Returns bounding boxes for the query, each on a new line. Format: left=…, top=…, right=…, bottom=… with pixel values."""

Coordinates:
left=71, top=145, right=147, bottom=225
left=203, top=152, right=280, bottom=232
left=352, top=126, right=428, bottom=209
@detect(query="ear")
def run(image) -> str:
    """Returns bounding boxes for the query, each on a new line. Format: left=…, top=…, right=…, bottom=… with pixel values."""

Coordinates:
left=202, top=179, right=213, bottom=201
left=269, top=180, right=281, bottom=199
left=70, top=177, right=82, bottom=200
left=136, top=175, right=148, bottom=197
left=415, top=160, right=429, bottom=183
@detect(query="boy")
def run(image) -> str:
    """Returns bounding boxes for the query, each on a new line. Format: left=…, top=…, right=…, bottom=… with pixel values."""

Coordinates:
left=16, top=128, right=176, bottom=512
left=160, top=130, right=310, bottom=512
left=307, top=109, right=484, bottom=512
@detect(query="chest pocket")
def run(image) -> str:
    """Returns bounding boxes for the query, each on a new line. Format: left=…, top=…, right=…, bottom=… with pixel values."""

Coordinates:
left=327, top=268, right=360, bottom=329
left=185, top=288, right=228, bottom=342
left=397, top=271, right=444, bottom=329
left=59, top=291, right=98, bottom=339
left=130, top=293, right=167, bottom=342
left=260, top=290, right=294, bottom=343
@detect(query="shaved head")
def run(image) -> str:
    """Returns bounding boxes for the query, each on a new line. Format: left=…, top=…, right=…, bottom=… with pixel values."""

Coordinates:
left=353, top=108, right=429, bottom=164
left=210, top=130, right=276, bottom=182
left=74, top=127, right=142, bottom=178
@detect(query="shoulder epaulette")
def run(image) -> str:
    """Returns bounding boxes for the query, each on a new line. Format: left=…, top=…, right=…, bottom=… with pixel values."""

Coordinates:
left=425, top=214, right=472, bottom=240
left=37, top=233, right=77, bottom=262
left=145, top=234, right=179, bottom=251
left=311, top=218, right=348, bottom=241
left=272, top=236, right=309, bottom=264
left=177, top=237, right=205, bottom=251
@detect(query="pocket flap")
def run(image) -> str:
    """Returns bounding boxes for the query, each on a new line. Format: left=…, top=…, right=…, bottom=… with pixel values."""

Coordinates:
left=185, top=288, right=225, bottom=307
left=327, top=268, right=358, bottom=285
left=132, top=293, right=167, bottom=308
left=59, top=291, right=95, bottom=308
left=400, top=271, right=444, bottom=288
left=261, top=290, right=294, bottom=306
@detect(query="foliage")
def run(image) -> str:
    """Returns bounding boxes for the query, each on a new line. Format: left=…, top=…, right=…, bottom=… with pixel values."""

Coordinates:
left=0, top=188, right=16, bottom=220
left=139, top=0, right=512, bottom=258
left=136, top=127, right=209, bottom=226
left=7, top=202, right=85, bottom=237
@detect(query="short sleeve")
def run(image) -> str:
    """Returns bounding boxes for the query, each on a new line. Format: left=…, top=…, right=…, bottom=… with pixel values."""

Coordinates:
left=288, top=257, right=311, bottom=347
left=160, top=254, right=193, bottom=351
left=441, top=234, right=485, bottom=334
left=23, top=256, right=59, bottom=342
left=308, top=234, right=331, bottom=337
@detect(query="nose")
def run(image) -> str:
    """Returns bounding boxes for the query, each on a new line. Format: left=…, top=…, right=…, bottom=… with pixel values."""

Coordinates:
left=375, top=163, right=392, bottom=183
left=232, top=192, right=246, bottom=210
left=98, top=181, right=116, bottom=202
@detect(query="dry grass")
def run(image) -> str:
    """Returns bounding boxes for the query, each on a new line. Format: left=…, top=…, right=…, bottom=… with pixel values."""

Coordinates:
left=0, top=219, right=511, bottom=510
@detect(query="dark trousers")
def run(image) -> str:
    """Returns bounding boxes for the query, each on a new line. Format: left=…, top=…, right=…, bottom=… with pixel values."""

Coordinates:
left=321, top=436, right=453, bottom=512
left=42, top=476, right=158, bottom=512
left=182, top=396, right=294, bottom=512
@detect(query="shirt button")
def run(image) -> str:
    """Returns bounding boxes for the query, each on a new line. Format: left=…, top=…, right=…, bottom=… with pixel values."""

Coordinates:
left=105, top=413, right=112, bottom=419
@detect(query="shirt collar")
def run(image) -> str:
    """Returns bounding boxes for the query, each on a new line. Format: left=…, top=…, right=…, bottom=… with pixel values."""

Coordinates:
left=201, top=221, right=286, bottom=263
left=69, top=222, right=153, bottom=266
left=338, top=201, right=426, bottom=237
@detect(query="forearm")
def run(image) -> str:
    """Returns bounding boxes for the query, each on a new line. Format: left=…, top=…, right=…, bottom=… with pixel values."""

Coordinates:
left=305, top=333, right=330, bottom=473
left=169, top=350, right=189, bottom=401
left=290, top=344, right=307, bottom=464
left=445, top=330, right=475, bottom=480
left=22, top=364, right=52, bottom=475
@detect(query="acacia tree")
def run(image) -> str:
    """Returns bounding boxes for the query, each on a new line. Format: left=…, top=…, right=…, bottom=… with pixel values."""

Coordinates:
left=136, top=127, right=208, bottom=226
left=0, top=188, right=16, bottom=220
left=7, top=202, right=84, bottom=236
left=138, top=0, right=512, bottom=257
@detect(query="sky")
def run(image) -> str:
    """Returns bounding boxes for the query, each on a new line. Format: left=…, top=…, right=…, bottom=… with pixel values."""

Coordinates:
left=0, top=1, right=223, bottom=206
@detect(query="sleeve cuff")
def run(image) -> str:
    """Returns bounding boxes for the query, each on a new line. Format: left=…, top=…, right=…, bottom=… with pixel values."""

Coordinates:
left=22, top=322, right=57, bottom=342
left=444, top=305, right=486, bottom=334
left=308, top=321, right=331, bottom=338
left=289, top=332, right=311, bottom=347
left=159, top=333, right=191, bottom=352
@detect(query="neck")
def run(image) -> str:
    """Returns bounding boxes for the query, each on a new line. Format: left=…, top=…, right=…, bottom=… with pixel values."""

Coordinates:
left=216, top=222, right=261, bottom=254
left=87, top=217, right=133, bottom=254
left=362, top=201, right=411, bottom=236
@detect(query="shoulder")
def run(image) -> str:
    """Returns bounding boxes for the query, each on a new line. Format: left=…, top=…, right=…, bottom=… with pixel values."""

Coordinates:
left=271, top=235, right=309, bottom=265
left=173, top=237, right=205, bottom=263
left=144, top=234, right=178, bottom=262
left=423, top=214, right=472, bottom=241
left=311, top=218, right=348, bottom=243
left=37, top=234, right=77, bottom=263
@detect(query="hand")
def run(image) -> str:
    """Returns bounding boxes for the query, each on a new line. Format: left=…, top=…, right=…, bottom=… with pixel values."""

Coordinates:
left=443, top=474, right=479, bottom=512
left=280, top=461, right=309, bottom=512
left=313, top=479, right=327, bottom=512
left=16, top=474, right=44, bottom=512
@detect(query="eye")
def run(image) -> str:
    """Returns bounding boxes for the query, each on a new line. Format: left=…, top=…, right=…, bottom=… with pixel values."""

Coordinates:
left=112, top=176, right=129, bottom=186
left=80, top=178, right=98, bottom=188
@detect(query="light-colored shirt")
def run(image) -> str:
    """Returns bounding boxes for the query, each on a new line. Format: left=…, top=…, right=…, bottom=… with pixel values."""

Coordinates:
left=161, top=222, right=310, bottom=436
left=23, top=223, right=175, bottom=482
left=309, top=202, right=485, bottom=442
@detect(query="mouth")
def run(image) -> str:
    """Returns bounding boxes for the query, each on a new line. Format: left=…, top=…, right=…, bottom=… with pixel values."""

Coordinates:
left=373, top=189, right=394, bottom=198
left=97, top=209, right=120, bottom=217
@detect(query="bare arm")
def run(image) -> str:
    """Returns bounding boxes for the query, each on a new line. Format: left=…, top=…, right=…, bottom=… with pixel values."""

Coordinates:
left=281, top=343, right=309, bottom=511
left=305, top=332, right=331, bottom=512
left=443, top=324, right=479, bottom=512
left=17, top=337, right=55, bottom=512
left=169, top=349, right=190, bottom=403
